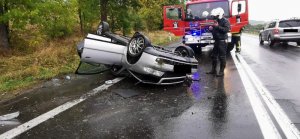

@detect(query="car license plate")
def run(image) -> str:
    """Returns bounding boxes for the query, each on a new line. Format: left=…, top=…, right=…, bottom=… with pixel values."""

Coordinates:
left=284, top=29, right=298, bottom=33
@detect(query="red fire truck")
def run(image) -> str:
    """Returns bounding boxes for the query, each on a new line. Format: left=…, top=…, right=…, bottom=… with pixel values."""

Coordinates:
left=163, top=0, right=248, bottom=53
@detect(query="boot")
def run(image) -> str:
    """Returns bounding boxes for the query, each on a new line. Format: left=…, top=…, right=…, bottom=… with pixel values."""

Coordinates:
left=206, top=60, right=217, bottom=75
left=216, top=59, right=226, bottom=77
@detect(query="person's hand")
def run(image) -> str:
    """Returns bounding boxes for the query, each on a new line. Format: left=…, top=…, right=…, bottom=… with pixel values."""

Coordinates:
left=209, top=26, right=213, bottom=31
left=213, top=22, right=219, bottom=27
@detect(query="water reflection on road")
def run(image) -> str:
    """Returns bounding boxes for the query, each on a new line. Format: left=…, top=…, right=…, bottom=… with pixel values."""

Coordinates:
left=210, top=78, right=228, bottom=136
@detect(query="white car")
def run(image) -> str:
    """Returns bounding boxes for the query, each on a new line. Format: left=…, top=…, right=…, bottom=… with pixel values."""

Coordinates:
left=76, top=22, right=199, bottom=85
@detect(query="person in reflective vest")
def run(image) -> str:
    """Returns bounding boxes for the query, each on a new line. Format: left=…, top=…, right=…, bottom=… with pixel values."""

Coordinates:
left=232, top=33, right=241, bottom=53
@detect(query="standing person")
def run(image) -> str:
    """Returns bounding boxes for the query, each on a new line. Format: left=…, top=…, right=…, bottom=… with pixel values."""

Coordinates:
left=232, top=33, right=242, bottom=53
left=206, top=7, right=231, bottom=77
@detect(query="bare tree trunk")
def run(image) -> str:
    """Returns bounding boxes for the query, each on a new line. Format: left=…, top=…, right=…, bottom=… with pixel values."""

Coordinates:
left=78, top=7, right=84, bottom=34
left=100, top=0, right=108, bottom=21
left=111, top=13, right=115, bottom=31
left=0, top=1, right=9, bottom=51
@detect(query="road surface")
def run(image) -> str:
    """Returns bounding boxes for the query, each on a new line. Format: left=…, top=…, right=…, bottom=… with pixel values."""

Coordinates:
left=0, top=34, right=299, bottom=139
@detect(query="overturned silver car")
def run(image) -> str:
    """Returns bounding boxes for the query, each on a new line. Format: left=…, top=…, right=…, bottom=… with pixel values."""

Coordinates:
left=76, top=22, right=199, bottom=85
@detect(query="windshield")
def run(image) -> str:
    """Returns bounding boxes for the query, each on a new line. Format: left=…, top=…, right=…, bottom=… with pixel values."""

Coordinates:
left=279, top=20, right=300, bottom=28
left=186, top=1, right=229, bottom=20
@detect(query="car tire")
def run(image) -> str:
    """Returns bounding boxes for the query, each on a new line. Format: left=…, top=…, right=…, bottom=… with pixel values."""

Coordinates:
left=259, top=34, right=264, bottom=45
left=127, top=33, right=147, bottom=57
left=268, top=36, right=275, bottom=47
left=174, top=46, right=195, bottom=58
left=297, top=42, right=300, bottom=46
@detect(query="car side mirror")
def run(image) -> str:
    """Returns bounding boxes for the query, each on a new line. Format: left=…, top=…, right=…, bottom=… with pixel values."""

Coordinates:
left=97, top=21, right=110, bottom=35
left=101, top=21, right=110, bottom=33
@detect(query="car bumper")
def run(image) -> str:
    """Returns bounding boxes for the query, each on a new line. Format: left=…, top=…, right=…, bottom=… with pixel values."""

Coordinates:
left=183, top=33, right=232, bottom=45
left=274, top=34, right=300, bottom=42
left=127, top=52, right=198, bottom=85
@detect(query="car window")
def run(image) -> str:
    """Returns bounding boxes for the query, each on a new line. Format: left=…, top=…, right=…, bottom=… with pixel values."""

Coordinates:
left=75, top=62, right=108, bottom=75
left=268, top=22, right=276, bottom=28
left=279, top=20, right=300, bottom=28
left=186, top=1, right=229, bottom=20
left=232, top=0, right=246, bottom=16
left=166, top=8, right=182, bottom=20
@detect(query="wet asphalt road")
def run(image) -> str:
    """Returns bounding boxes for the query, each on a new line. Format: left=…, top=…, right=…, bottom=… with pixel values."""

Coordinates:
left=240, top=34, right=300, bottom=129
left=0, top=34, right=299, bottom=138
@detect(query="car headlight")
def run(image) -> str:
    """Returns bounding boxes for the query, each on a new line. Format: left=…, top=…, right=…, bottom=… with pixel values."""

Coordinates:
left=156, top=58, right=164, bottom=65
left=143, top=67, right=164, bottom=77
left=187, top=38, right=194, bottom=42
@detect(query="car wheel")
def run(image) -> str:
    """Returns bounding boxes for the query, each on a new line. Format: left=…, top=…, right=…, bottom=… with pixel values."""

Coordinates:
left=174, top=46, right=195, bottom=58
left=268, top=36, right=275, bottom=47
left=259, top=34, right=264, bottom=45
left=127, top=34, right=146, bottom=57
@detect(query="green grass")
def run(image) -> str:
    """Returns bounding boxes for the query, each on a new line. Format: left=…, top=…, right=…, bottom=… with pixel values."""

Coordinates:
left=145, top=31, right=181, bottom=45
left=244, top=31, right=259, bottom=35
left=0, top=35, right=81, bottom=98
left=0, top=30, right=178, bottom=99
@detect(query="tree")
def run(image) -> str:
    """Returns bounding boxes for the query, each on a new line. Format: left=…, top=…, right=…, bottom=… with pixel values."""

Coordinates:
left=106, top=0, right=141, bottom=35
left=100, top=0, right=109, bottom=22
left=78, top=0, right=100, bottom=33
left=0, top=0, right=9, bottom=50
left=36, top=0, right=78, bottom=38
left=0, top=0, right=45, bottom=51
left=139, top=0, right=180, bottom=31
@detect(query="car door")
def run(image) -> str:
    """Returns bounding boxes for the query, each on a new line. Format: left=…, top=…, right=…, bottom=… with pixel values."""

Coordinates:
left=262, top=22, right=274, bottom=40
left=76, top=34, right=126, bottom=74
left=261, top=24, right=269, bottom=40
left=80, top=34, right=125, bottom=66
left=230, top=0, right=249, bottom=33
left=163, top=5, right=185, bottom=36
left=265, top=22, right=276, bottom=39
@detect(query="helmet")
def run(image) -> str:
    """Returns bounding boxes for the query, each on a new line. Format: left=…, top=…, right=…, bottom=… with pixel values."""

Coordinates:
left=211, top=7, right=225, bottom=19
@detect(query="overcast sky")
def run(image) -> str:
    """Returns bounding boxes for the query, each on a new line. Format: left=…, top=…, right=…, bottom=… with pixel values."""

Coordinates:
left=248, top=0, right=300, bottom=21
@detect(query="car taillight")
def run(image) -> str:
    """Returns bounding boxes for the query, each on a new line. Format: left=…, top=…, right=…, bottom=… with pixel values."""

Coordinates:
left=273, top=28, right=279, bottom=34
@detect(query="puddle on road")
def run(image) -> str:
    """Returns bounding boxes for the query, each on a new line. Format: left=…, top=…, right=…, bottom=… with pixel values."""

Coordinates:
left=186, top=81, right=203, bottom=101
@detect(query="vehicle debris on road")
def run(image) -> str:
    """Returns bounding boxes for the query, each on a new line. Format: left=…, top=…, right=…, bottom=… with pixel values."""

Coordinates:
left=0, top=111, right=20, bottom=121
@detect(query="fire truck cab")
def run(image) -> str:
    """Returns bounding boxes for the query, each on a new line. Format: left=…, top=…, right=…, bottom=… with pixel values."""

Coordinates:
left=163, top=0, right=248, bottom=53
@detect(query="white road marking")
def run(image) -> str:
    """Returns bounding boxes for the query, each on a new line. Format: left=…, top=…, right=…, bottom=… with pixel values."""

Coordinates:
left=231, top=52, right=282, bottom=139
left=0, top=77, right=125, bottom=139
left=236, top=53, right=300, bottom=139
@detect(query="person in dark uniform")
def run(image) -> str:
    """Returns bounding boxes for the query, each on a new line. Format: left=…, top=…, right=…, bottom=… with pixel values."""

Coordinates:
left=206, top=7, right=231, bottom=77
